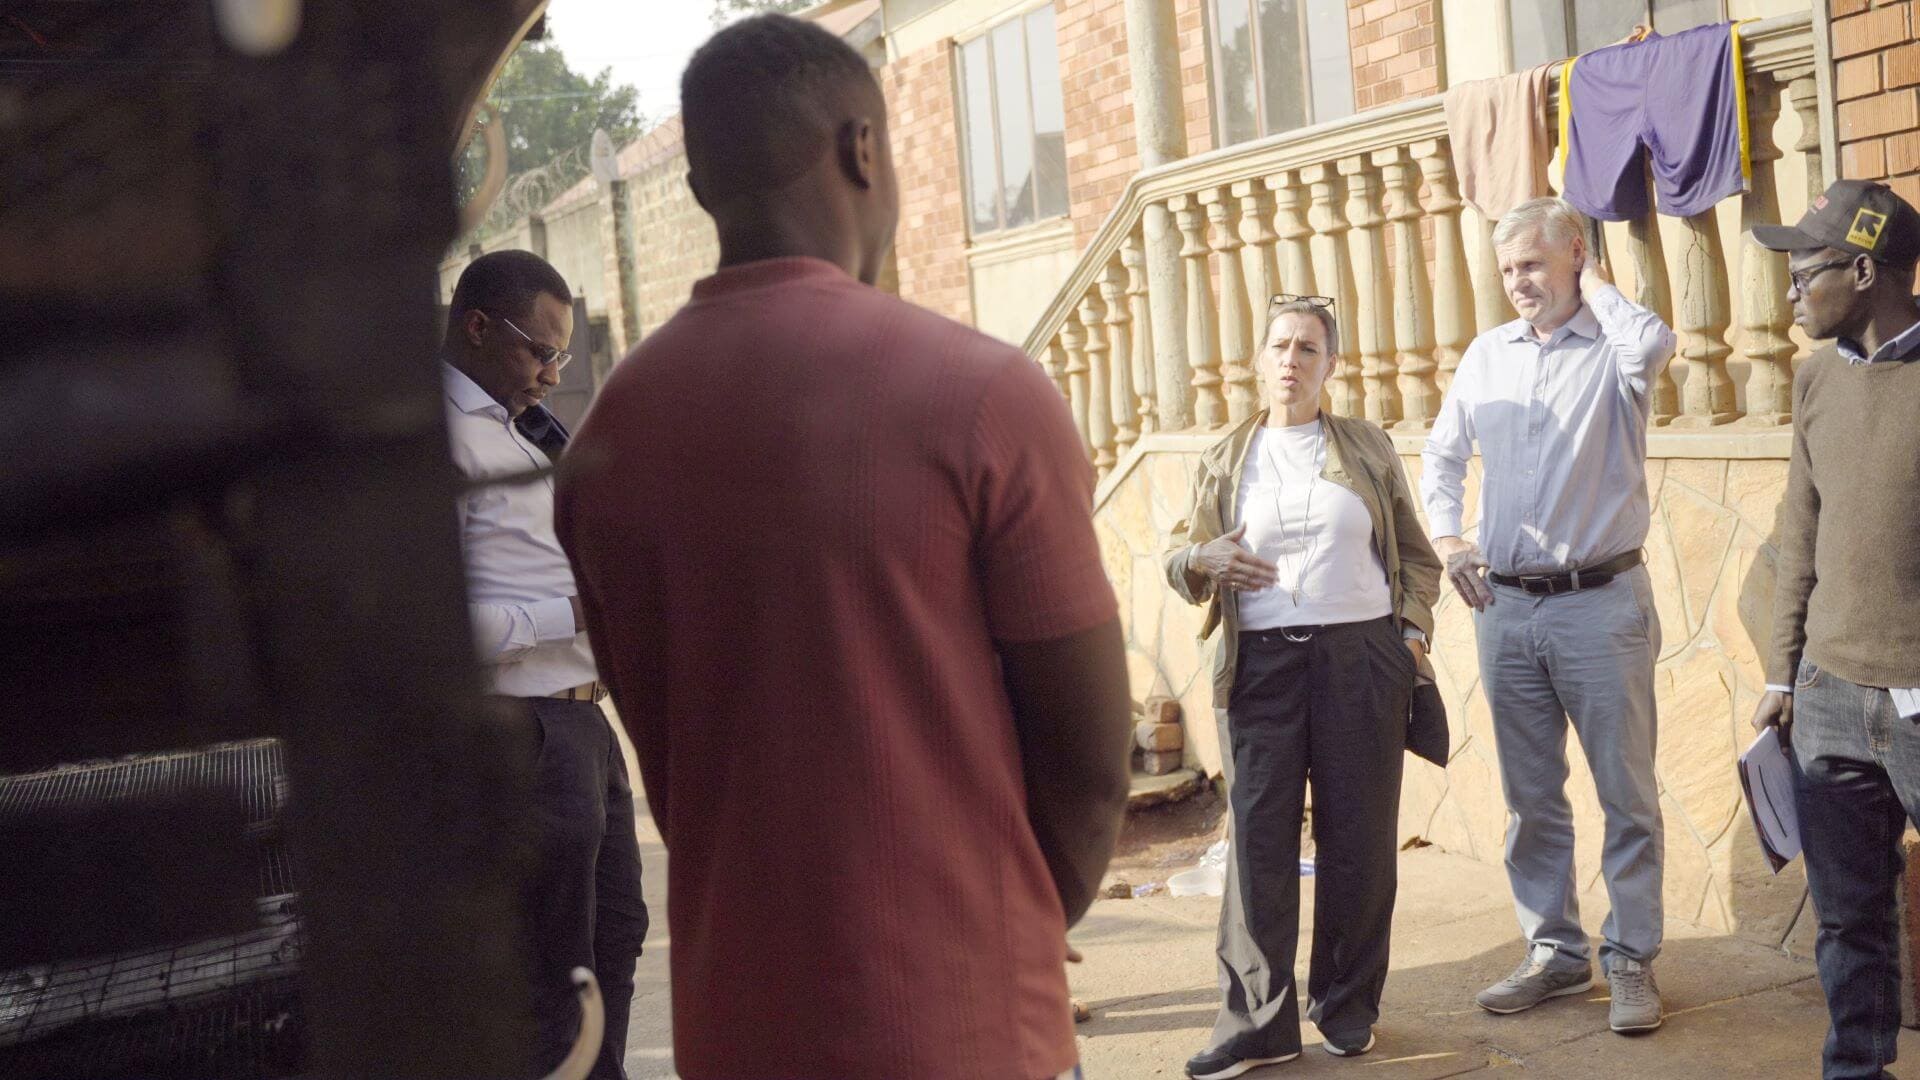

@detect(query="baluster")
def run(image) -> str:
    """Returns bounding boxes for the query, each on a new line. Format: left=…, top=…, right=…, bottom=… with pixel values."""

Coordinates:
left=1672, top=210, right=1739, bottom=426
left=1043, top=338, right=1069, bottom=402
left=1624, top=213, right=1681, bottom=424
left=1379, top=146, right=1439, bottom=428
left=1101, top=257, right=1140, bottom=459
left=1143, top=199, right=1193, bottom=430
left=1123, top=230, right=1158, bottom=436
left=1469, top=213, right=1510, bottom=336
left=1417, top=139, right=1475, bottom=397
left=1341, top=155, right=1401, bottom=425
left=1079, top=290, right=1115, bottom=476
left=1791, top=74, right=1824, bottom=202
left=1301, top=163, right=1362, bottom=416
left=1060, top=314, right=1092, bottom=456
left=1204, top=189, right=1258, bottom=422
left=1236, top=180, right=1282, bottom=352
left=1171, top=194, right=1226, bottom=427
left=1270, top=170, right=1316, bottom=300
left=1740, top=78, right=1794, bottom=425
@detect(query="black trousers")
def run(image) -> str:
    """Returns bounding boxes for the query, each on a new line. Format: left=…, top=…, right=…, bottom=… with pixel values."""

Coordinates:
left=1209, top=616, right=1412, bottom=1058
left=517, top=698, right=649, bottom=1080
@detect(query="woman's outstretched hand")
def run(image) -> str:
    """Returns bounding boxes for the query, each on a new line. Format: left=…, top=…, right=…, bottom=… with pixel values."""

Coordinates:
left=1193, top=524, right=1281, bottom=593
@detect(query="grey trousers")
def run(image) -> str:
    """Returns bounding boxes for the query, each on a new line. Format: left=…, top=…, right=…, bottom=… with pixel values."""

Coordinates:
left=1474, top=564, right=1663, bottom=973
left=1210, top=617, right=1413, bottom=1058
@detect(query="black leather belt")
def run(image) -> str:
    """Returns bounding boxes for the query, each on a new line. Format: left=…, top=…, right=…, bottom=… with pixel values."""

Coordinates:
left=1240, top=615, right=1393, bottom=643
left=1488, top=550, right=1643, bottom=596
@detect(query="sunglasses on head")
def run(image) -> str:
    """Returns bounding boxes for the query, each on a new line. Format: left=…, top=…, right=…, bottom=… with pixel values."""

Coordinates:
left=1267, top=293, right=1335, bottom=319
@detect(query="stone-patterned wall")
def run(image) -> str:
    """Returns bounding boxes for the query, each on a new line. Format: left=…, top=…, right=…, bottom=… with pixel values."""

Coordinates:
left=1095, top=438, right=1809, bottom=940
left=1094, top=441, right=1228, bottom=775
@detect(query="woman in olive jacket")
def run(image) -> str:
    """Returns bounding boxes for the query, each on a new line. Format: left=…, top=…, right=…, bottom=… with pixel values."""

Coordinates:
left=1166, top=297, right=1442, bottom=1080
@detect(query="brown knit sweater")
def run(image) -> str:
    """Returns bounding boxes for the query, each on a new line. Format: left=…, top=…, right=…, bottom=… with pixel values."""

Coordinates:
left=1767, top=344, right=1920, bottom=689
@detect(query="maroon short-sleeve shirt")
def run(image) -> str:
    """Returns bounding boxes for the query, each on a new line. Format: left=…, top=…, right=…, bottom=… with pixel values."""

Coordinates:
left=555, top=257, right=1116, bottom=1080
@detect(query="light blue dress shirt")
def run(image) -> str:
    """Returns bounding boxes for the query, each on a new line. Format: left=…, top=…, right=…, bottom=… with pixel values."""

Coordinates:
left=1420, top=283, right=1678, bottom=577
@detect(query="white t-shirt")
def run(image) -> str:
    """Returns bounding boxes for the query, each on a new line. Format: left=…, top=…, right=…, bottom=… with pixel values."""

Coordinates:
left=1233, top=420, right=1393, bottom=632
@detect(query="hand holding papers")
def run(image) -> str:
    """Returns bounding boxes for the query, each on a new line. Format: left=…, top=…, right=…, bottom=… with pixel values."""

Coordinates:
left=1739, top=726, right=1801, bottom=873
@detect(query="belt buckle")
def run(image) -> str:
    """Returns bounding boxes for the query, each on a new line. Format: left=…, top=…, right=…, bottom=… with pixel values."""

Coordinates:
left=1519, top=575, right=1557, bottom=596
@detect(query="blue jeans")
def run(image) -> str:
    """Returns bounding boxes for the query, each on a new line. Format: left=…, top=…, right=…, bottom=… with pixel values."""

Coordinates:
left=1791, top=658, right=1916, bottom=1080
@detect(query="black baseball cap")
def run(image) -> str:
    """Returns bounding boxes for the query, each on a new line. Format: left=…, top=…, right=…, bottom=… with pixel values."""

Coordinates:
left=1752, top=179, right=1920, bottom=264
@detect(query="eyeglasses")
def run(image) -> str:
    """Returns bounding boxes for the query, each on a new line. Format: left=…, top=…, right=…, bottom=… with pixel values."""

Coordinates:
left=1787, top=256, right=1858, bottom=295
left=1267, top=293, right=1335, bottom=319
left=495, top=314, right=573, bottom=371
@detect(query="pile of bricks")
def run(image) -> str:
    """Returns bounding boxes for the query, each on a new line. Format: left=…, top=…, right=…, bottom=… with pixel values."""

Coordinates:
left=1135, top=697, right=1185, bottom=775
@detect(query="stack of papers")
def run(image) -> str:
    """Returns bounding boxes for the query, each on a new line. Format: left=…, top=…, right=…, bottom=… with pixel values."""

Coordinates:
left=1739, top=727, right=1801, bottom=873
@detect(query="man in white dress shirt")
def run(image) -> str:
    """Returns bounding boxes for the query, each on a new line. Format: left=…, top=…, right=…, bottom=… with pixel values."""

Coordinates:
left=1421, top=197, right=1676, bottom=1035
left=441, top=250, right=646, bottom=1079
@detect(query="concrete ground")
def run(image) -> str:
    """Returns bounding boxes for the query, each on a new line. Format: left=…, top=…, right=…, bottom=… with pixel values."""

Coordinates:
left=618, top=825, right=1918, bottom=1079
left=1064, top=846, right=1895, bottom=1079
left=617, top=802, right=672, bottom=1080
left=607, top=719, right=1904, bottom=1079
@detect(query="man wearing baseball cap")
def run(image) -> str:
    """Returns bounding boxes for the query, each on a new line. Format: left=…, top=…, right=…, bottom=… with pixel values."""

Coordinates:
left=1750, top=178, right=1920, bottom=1080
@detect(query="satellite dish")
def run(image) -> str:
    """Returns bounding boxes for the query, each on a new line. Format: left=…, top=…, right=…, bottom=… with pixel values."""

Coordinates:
left=213, top=0, right=302, bottom=56
left=590, top=129, right=619, bottom=188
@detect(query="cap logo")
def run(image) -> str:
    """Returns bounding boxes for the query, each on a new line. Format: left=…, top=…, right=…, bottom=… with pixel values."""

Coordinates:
left=1814, top=195, right=1830, bottom=210
left=1848, top=207, right=1889, bottom=250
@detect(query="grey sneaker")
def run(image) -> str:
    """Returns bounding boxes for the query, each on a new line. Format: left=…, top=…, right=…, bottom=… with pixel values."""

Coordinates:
left=1607, top=959, right=1663, bottom=1032
left=1475, top=955, right=1594, bottom=1014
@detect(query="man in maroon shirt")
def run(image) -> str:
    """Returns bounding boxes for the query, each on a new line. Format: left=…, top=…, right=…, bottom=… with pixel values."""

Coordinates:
left=554, top=15, right=1132, bottom=1080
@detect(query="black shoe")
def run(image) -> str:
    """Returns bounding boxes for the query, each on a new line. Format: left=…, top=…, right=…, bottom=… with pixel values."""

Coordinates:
left=1185, top=1046, right=1300, bottom=1079
left=1322, top=1029, right=1376, bottom=1057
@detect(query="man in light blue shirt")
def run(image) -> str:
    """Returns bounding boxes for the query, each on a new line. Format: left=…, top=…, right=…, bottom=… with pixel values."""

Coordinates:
left=1422, top=197, right=1677, bottom=1035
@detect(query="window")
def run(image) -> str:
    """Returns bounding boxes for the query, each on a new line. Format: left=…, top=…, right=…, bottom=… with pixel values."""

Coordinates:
left=1509, top=0, right=1726, bottom=71
left=955, top=6, right=1068, bottom=237
left=1210, top=0, right=1355, bottom=148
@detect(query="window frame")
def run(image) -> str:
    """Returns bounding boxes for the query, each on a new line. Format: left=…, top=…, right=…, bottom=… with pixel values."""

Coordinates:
left=952, top=3, right=1068, bottom=239
left=1206, top=0, right=1355, bottom=148
left=1505, top=0, right=1730, bottom=71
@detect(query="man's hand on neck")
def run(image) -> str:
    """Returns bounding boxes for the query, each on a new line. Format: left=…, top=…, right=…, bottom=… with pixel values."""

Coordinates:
left=1578, top=255, right=1614, bottom=298
left=1527, top=256, right=1610, bottom=341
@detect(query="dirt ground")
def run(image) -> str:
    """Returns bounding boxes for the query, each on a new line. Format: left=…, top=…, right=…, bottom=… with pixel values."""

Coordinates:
left=1106, top=780, right=1326, bottom=893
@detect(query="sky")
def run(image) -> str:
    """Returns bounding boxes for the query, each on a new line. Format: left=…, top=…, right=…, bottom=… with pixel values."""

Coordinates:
left=543, top=0, right=724, bottom=129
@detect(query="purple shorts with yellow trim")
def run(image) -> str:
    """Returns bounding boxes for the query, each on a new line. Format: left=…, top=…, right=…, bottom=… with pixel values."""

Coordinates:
left=1558, top=22, right=1750, bottom=222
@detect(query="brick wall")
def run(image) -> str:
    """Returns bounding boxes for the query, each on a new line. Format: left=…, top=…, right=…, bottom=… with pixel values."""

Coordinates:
left=1832, top=0, right=1920, bottom=207
left=1055, top=0, right=1218, bottom=248
left=1349, top=0, right=1442, bottom=110
left=854, top=0, right=1457, bottom=324
left=881, top=43, right=973, bottom=324
left=1177, top=0, right=1215, bottom=156
left=622, top=121, right=720, bottom=340
left=1059, top=0, right=1137, bottom=248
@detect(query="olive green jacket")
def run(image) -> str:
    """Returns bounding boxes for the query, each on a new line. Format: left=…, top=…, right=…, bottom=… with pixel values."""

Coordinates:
left=1162, top=410, right=1444, bottom=709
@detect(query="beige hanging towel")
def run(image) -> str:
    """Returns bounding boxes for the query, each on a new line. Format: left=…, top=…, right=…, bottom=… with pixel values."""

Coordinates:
left=1443, top=62, right=1558, bottom=221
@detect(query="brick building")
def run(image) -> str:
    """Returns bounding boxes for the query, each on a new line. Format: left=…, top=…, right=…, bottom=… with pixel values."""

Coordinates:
left=1831, top=0, right=1920, bottom=203
left=433, top=0, right=1920, bottom=965
left=446, top=0, right=1855, bottom=352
